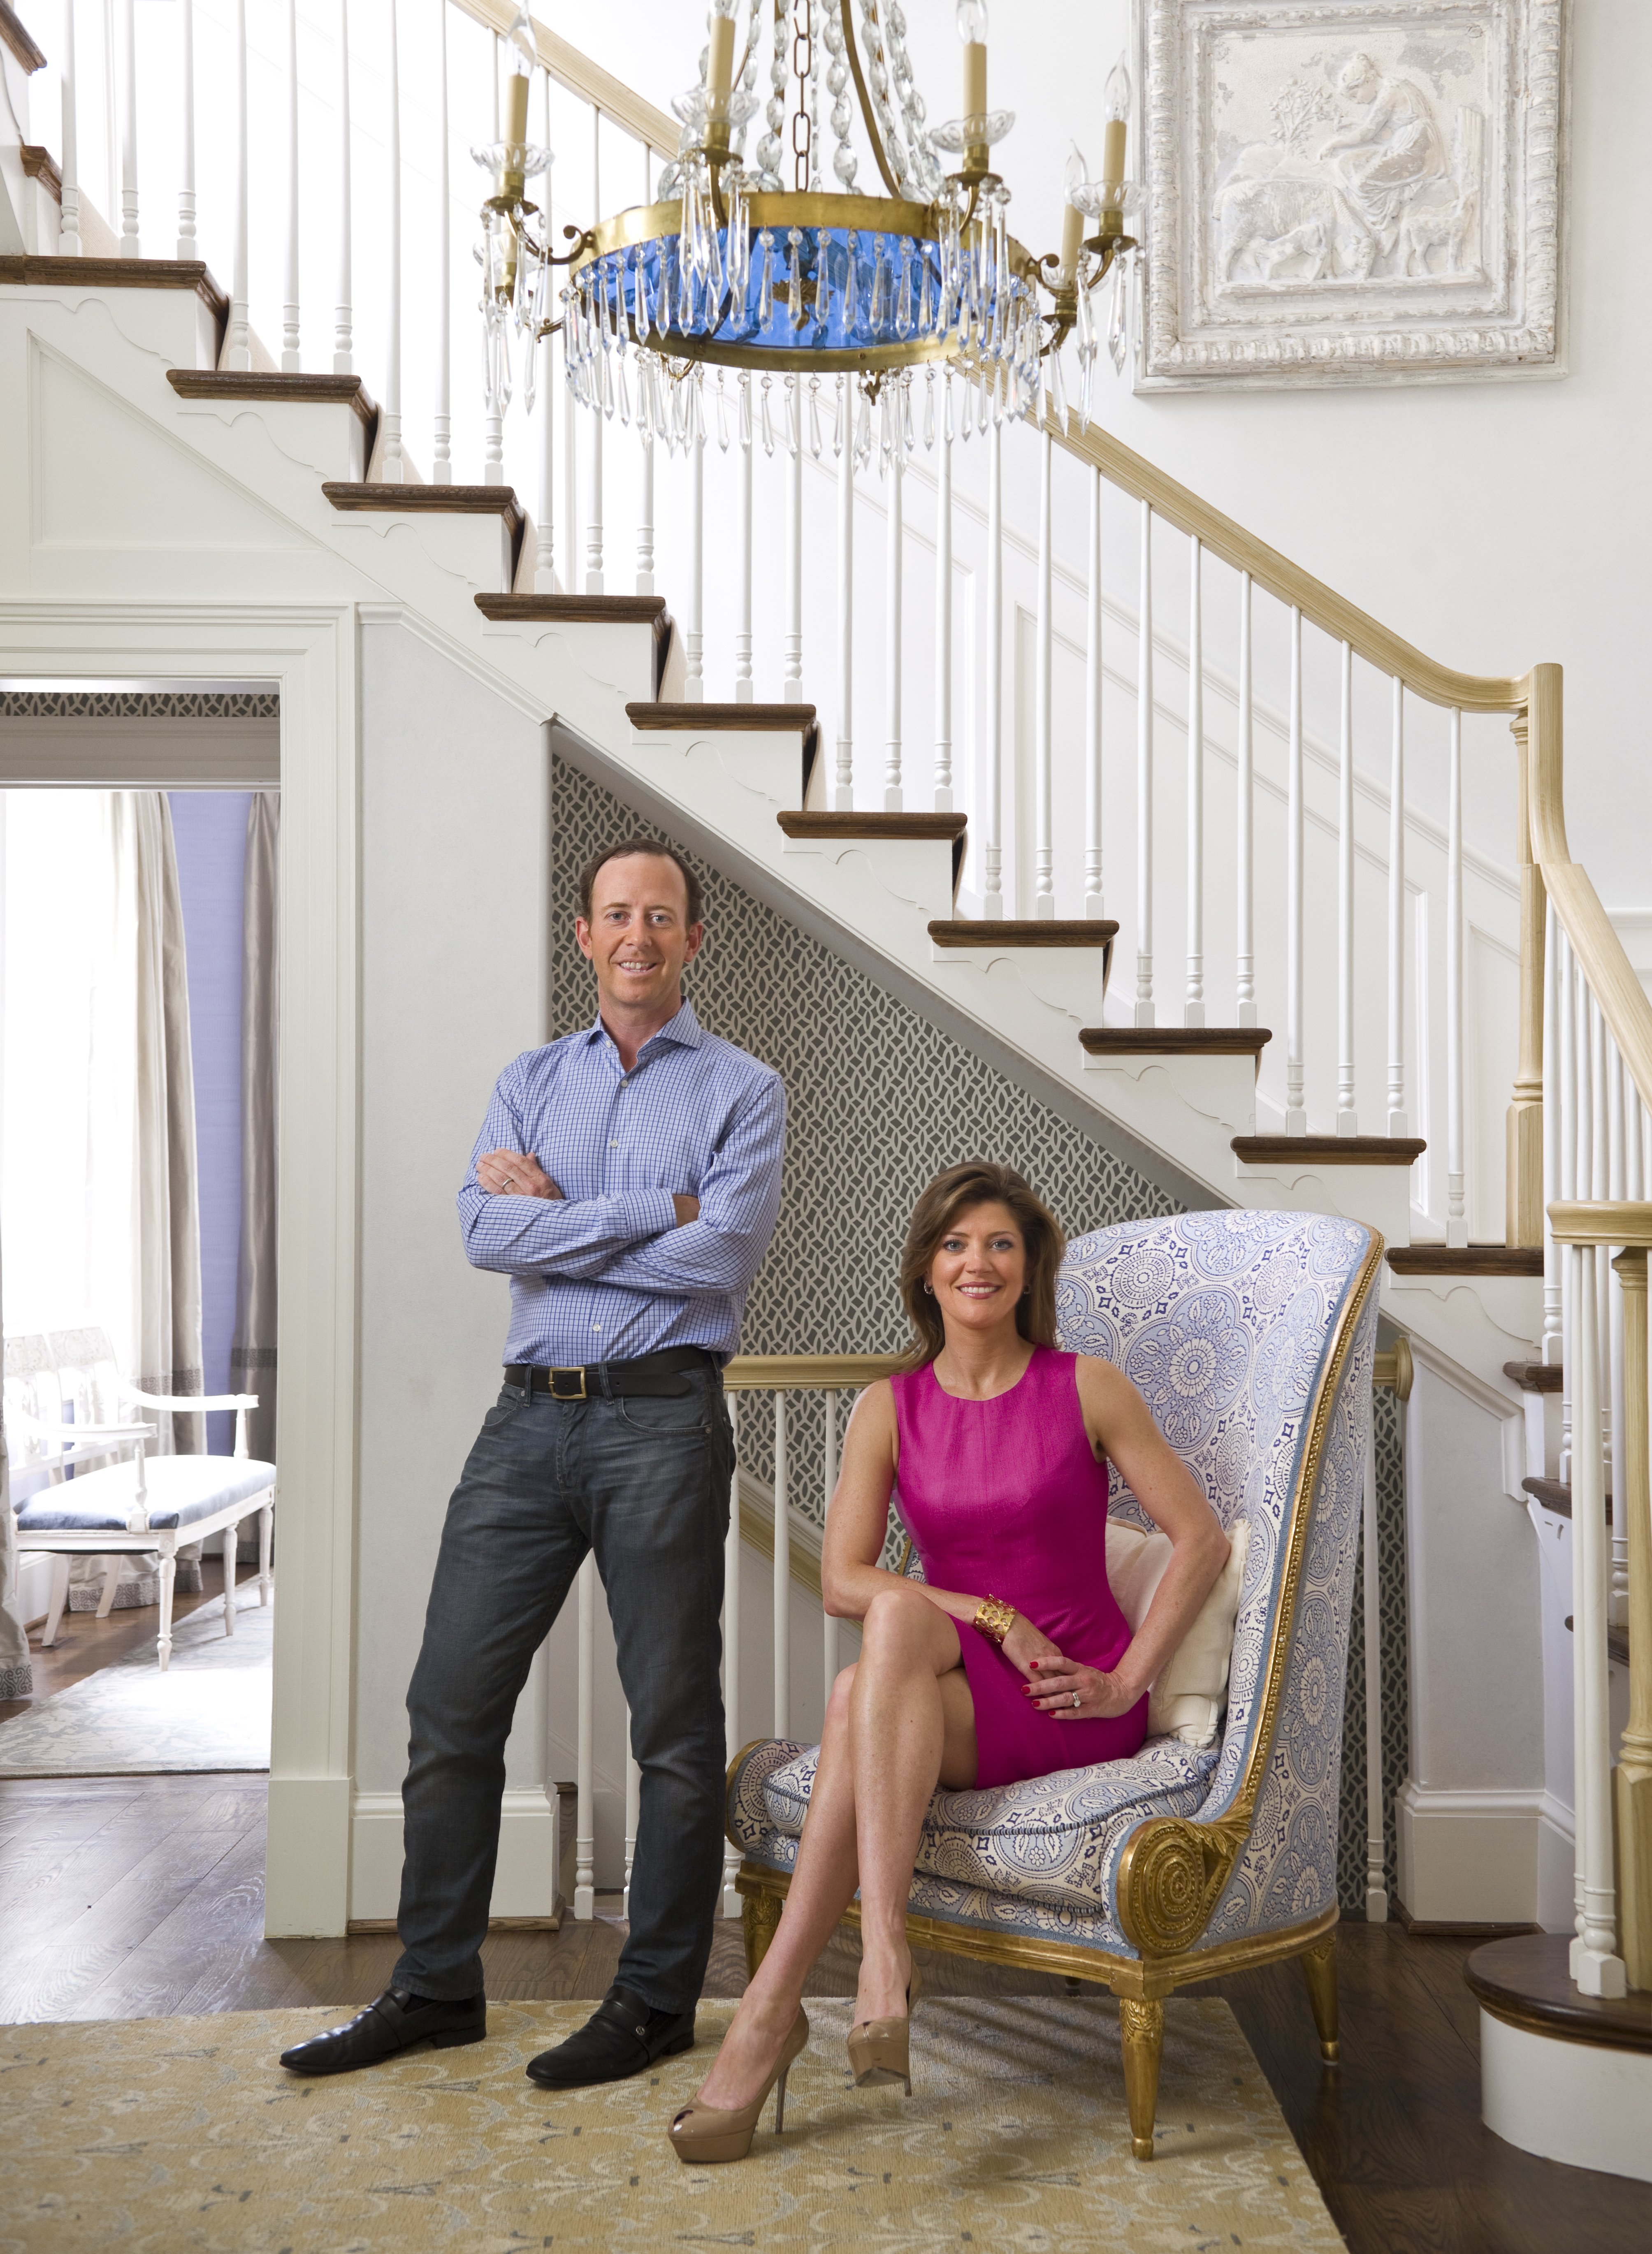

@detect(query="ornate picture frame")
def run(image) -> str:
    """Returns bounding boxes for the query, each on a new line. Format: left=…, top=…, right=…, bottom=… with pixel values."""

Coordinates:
left=1137, top=0, right=1566, bottom=388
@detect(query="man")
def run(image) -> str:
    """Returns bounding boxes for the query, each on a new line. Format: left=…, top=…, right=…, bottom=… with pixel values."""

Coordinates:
left=281, top=838, right=785, bottom=2086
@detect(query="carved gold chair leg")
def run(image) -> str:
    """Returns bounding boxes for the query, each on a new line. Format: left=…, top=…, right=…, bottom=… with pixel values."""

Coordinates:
left=1298, top=1934, right=1340, bottom=2063
left=742, top=1888, right=782, bottom=1979
left=1118, top=1997, right=1164, bottom=2160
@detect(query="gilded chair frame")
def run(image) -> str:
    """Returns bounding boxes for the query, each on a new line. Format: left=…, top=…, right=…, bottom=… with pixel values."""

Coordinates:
left=727, top=1226, right=1383, bottom=2159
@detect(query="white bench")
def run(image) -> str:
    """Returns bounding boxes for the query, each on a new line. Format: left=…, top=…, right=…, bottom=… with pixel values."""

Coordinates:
left=6, top=1327, right=275, bottom=1672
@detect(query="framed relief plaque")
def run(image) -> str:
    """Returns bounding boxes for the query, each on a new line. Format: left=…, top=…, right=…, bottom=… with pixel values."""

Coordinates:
left=1137, top=0, right=1565, bottom=387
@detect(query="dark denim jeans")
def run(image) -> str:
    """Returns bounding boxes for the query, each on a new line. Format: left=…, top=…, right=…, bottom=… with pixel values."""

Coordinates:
left=392, top=1364, right=733, bottom=2013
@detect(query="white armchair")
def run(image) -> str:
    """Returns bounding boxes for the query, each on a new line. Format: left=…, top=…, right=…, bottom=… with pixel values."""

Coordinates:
left=6, top=1328, right=276, bottom=1671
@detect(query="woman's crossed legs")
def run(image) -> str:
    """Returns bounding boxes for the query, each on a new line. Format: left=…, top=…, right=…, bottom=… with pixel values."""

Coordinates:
left=694, top=1583, right=977, bottom=2111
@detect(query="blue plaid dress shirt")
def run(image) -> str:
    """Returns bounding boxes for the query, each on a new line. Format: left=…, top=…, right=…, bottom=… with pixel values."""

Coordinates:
left=457, top=999, right=786, bottom=1367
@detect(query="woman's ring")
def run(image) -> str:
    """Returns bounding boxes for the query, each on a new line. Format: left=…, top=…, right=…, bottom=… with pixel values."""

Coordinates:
left=1072, top=1691, right=1080, bottom=1709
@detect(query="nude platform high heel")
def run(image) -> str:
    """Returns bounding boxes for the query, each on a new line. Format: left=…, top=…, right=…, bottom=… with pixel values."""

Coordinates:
left=667, top=2008, right=810, bottom=2164
left=847, top=1957, right=923, bottom=2093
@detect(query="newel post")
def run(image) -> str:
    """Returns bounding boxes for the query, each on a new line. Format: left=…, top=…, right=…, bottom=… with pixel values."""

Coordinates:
left=1507, top=702, right=1547, bottom=1246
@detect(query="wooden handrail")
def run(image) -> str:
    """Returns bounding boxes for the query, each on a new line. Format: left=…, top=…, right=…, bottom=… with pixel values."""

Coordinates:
left=451, top=0, right=678, bottom=159
left=1548, top=1202, right=1652, bottom=1249
left=724, top=1354, right=900, bottom=1391
left=1524, top=664, right=1652, bottom=1115
left=1035, top=404, right=1524, bottom=714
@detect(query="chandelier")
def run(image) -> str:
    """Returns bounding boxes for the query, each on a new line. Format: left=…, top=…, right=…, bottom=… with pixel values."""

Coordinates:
left=478, top=2, right=1142, bottom=450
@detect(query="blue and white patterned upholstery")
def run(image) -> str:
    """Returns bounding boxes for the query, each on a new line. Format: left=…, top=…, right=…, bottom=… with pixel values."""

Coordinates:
left=726, top=1209, right=1378, bottom=1964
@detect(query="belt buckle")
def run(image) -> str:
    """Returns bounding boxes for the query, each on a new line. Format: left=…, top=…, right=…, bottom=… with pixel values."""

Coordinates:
left=548, top=1366, right=588, bottom=1402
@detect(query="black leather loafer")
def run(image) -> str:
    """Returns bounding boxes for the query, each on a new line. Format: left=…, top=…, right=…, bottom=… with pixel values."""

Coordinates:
left=279, top=1987, right=486, bottom=2075
left=525, top=1986, right=695, bottom=2089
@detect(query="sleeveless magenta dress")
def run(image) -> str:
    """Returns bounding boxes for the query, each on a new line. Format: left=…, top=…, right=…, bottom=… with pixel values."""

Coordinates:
left=890, top=1345, right=1149, bottom=1790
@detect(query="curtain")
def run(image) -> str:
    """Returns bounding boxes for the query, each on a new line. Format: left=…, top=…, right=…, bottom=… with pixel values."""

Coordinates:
left=230, top=792, right=278, bottom=1465
left=0, top=1227, right=32, bottom=1701
left=67, top=793, right=206, bottom=1610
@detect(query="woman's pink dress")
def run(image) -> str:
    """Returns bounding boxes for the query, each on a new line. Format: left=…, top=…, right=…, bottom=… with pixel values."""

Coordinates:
left=891, top=1345, right=1148, bottom=1790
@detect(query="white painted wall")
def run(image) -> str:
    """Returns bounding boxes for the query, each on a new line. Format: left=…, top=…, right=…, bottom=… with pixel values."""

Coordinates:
left=543, top=0, right=1652, bottom=912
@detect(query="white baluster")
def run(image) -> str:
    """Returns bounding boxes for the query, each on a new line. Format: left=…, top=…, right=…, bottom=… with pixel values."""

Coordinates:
left=1184, top=536, right=1204, bottom=1024
left=835, top=377, right=853, bottom=805
left=1446, top=709, right=1466, bottom=1240
left=1336, top=641, right=1357, bottom=1133
left=1084, top=467, right=1104, bottom=916
left=1363, top=1412, right=1387, bottom=1921
left=379, top=0, right=403, bottom=479
left=1559, top=931, right=1577, bottom=1478
left=574, top=1551, right=596, bottom=1918
left=1285, top=605, right=1305, bottom=1131
left=1592, top=999, right=1612, bottom=1561
left=561, top=234, right=578, bottom=557
left=1541, top=896, right=1562, bottom=1363
left=773, top=1392, right=789, bottom=1738
left=1571, top=1237, right=1627, bottom=1997
left=101, top=0, right=116, bottom=235
left=1568, top=948, right=1587, bottom=1967
left=281, top=0, right=300, bottom=365
left=334, top=0, right=353, bottom=374
left=983, top=415, right=1003, bottom=915
left=1134, top=501, right=1153, bottom=1023
left=1386, top=679, right=1408, bottom=1135
left=622, top=1708, right=639, bottom=1919
left=883, top=447, right=903, bottom=805
left=175, top=0, right=193, bottom=260
left=1032, top=427, right=1053, bottom=913
left=432, top=7, right=454, bottom=480
left=1609, top=1041, right=1628, bottom=1627
left=933, top=391, right=953, bottom=811
left=821, top=1389, right=839, bottom=1717
left=685, top=415, right=704, bottom=696
left=722, top=1394, right=742, bottom=1917
left=785, top=375, right=803, bottom=700
left=1235, top=571, right=1255, bottom=1025
left=225, top=0, right=251, bottom=369
left=635, top=148, right=654, bottom=593
left=735, top=394, right=753, bottom=698
left=118, top=0, right=138, bottom=254
left=585, top=117, right=604, bottom=589
left=482, top=42, right=503, bottom=480
left=60, top=0, right=83, bottom=254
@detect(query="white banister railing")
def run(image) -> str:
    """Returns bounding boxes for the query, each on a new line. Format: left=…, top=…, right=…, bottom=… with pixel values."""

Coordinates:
left=30, top=3, right=1559, bottom=1241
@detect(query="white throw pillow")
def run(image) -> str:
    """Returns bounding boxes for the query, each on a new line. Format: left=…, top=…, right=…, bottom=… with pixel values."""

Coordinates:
left=1104, top=1516, right=1250, bottom=1749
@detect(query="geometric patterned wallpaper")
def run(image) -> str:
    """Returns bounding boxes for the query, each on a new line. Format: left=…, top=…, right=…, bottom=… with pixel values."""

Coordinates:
left=550, top=750, right=1406, bottom=1909
left=0, top=692, right=281, bottom=719
left=1338, top=1384, right=1411, bottom=1914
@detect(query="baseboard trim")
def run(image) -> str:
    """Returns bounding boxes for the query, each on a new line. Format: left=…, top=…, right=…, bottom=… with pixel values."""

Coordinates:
left=348, top=1786, right=562, bottom=1925
left=1398, top=1781, right=1574, bottom=1929
left=345, top=1913, right=564, bottom=1934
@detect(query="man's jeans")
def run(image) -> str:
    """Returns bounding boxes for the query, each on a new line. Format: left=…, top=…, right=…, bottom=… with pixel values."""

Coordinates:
left=392, top=1364, right=733, bottom=2013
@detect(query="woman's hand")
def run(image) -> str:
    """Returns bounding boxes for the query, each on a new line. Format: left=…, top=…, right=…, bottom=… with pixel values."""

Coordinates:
left=999, top=1612, right=1063, bottom=1678
left=1023, top=1650, right=1141, bottom=1721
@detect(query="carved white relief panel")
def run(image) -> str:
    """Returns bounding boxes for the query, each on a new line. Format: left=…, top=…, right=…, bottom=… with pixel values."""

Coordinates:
left=1138, top=0, right=1564, bottom=387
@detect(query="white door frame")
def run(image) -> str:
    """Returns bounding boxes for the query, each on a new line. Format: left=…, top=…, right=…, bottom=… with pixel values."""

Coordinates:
left=0, top=600, right=360, bottom=1934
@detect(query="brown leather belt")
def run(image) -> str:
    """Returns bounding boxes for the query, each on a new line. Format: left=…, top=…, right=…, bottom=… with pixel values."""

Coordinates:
left=504, top=1346, right=720, bottom=1402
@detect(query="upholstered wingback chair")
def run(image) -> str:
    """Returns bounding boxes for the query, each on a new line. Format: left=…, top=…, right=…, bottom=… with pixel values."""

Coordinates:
left=726, top=1209, right=1383, bottom=2159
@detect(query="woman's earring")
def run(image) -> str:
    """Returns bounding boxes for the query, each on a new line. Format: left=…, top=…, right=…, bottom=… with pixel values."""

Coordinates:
left=923, top=1280, right=935, bottom=1295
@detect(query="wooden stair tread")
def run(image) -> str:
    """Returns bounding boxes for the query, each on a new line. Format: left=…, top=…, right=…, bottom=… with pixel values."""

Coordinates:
left=1, top=3, right=49, bottom=72
left=1083, top=1027, right=1270, bottom=1054
left=930, top=919, right=1117, bottom=946
left=167, top=369, right=377, bottom=428
left=628, top=699, right=814, bottom=728
left=1234, top=1134, right=1426, bottom=1164
left=1563, top=1615, right=1630, bottom=1668
left=1388, top=1246, right=1543, bottom=1276
left=1504, top=1359, right=1562, bottom=1392
left=1522, top=1476, right=1612, bottom=1521
left=323, top=480, right=522, bottom=520
left=478, top=596, right=666, bottom=624
left=21, top=145, right=62, bottom=199
left=779, top=812, right=966, bottom=838
left=0, top=253, right=228, bottom=319
left=1467, top=1933, right=1652, bottom=2052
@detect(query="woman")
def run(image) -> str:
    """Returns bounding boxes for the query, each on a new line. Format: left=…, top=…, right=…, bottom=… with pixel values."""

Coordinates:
left=668, top=1162, right=1230, bottom=2163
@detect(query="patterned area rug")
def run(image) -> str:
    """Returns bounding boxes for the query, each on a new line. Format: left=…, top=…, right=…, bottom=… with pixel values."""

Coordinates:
left=0, top=1594, right=271, bottom=1777
left=0, top=1997, right=1345, bottom=2251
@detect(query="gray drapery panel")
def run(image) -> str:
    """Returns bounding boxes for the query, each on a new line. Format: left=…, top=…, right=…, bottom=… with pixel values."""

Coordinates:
left=70, top=792, right=206, bottom=1610
left=231, top=791, right=278, bottom=1466
left=0, top=1228, right=32, bottom=1700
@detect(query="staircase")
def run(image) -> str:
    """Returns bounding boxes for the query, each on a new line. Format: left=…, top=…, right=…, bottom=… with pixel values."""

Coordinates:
left=4, top=0, right=1651, bottom=2174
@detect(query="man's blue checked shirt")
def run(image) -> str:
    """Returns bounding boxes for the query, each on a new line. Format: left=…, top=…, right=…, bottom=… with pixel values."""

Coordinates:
left=457, top=1000, right=786, bottom=1366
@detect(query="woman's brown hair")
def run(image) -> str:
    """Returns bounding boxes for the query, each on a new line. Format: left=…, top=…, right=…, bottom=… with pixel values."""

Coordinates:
left=895, top=1162, right=1066, bottom=1371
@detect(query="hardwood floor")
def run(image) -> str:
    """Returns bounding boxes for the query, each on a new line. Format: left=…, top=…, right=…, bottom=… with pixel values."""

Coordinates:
left=0, top=1556, right=261, bottom=1723
left=1, top=1768, right=1648, bottom=2251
